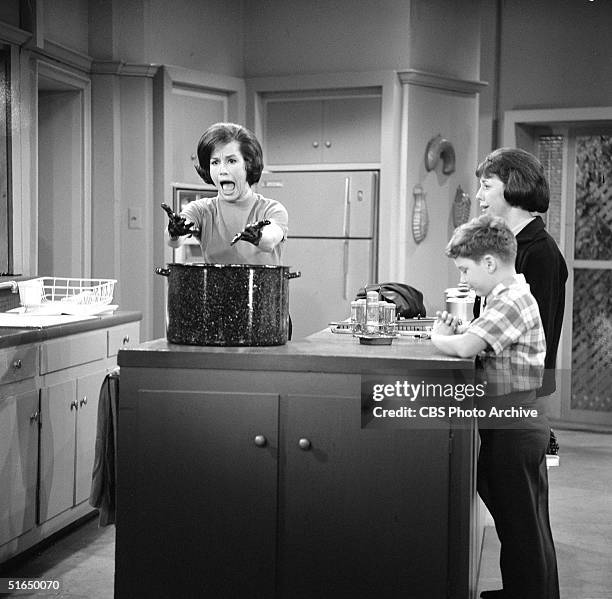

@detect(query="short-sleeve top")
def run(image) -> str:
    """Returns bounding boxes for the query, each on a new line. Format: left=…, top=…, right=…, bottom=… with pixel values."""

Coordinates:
left=181, top=193, right=288, bottom=265
left=467, top=274, right=545, bottom=396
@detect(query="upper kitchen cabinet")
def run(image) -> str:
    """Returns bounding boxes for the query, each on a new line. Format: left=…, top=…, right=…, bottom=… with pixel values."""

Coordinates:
left=263, top=91, right=382, bottom=166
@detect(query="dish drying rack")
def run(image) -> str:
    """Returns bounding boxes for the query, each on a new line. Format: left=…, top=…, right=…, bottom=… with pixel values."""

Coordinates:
left=18, top=277, right=117, bottom=314
left=330, top=317, right=435, bottom=338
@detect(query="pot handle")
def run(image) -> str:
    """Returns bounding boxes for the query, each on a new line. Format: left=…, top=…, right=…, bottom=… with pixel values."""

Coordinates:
left=285, top=271, right=301, bottom=280
left=155, top=267, right=170, bottom=277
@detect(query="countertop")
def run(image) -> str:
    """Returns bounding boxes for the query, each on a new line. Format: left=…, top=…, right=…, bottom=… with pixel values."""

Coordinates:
left=118, top=328, right=473, bottom=374
left=0, top=310, right=142, bottom=349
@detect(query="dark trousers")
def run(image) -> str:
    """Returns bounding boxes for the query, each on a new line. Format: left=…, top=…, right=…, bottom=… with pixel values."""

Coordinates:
left=477, top=422, right=560, bottom=599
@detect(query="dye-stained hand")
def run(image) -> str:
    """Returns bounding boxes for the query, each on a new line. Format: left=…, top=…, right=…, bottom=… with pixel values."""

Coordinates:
left=161, top=203, right=198, bottom=238
left=230, top=220, right=271, bottom=246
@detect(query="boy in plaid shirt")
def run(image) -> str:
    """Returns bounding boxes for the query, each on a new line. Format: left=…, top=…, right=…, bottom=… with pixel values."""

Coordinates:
left=432, top=214, right=559, bottom=599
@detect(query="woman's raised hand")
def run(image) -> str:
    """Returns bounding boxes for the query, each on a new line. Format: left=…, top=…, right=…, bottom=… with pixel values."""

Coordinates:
left=161, top=203, right=197, bottom=238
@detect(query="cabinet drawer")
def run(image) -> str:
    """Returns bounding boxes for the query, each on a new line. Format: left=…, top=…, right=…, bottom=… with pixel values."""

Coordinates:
left=40, top=330, right=107, bottom=374
left=0, top=345, right=37, bottom=384
left=108, top=322, right=140, bottom=357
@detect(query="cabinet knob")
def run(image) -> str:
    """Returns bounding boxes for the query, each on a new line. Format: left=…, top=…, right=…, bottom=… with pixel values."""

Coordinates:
left=122, top=335, right=130, bottom=345
left=253, top=435, right=267, bottom=447
left=312, top=141, right=319, bottom=148
left=298, top=438, right=312, bottom=451
left=70, top=399, right=79, bottom=411
left=80, top=396, right=88, bottom=407
left=30, top=410, right=39, bottom=423
left=12, top=359, right=22, bottom=369
left=324, top=140, right=332, bottom=148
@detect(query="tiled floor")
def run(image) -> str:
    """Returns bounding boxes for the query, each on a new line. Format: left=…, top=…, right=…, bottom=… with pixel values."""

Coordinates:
left=1, top=430, right=611, bottom=598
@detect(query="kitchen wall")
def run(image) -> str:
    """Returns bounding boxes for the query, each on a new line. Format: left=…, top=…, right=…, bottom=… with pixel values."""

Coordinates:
left=3, top=0, right=611, bottom=338
left=243, top=0, right=483, bottom=314
left=479, top=0, right=612, bottom=155
left=88, top=0, right=245, bottom=340
left=243, top=0, right=412, bottom=76
left=33, top=0, right=483, bottom=334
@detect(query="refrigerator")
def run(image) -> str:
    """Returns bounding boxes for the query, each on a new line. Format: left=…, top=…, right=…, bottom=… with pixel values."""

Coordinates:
left=258, top=170, right=378, bottom=339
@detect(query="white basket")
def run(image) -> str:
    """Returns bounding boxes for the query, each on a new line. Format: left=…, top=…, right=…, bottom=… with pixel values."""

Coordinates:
left=18, top=277, right=116, bottom=309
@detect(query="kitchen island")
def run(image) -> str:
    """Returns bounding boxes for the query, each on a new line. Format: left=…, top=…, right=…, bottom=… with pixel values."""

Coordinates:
left=116, top=330, right=482, bottom=599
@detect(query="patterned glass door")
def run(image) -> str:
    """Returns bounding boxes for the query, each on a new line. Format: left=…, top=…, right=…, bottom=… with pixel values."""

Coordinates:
left=565, top=131, right=612, bottom=425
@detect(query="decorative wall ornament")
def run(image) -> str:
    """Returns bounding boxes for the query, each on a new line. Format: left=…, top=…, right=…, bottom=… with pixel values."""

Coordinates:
left=452, top=185, right=471, bottom=227
left=412, top=184, right=429, bottom=244
left=425, top=134, right=456, bottom=175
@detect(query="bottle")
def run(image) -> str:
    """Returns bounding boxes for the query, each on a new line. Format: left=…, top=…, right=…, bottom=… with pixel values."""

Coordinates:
left=365, top=290, right=379, bottom=334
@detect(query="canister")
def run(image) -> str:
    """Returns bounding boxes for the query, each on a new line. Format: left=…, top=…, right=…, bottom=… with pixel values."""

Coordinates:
left=444, top=286, right=476, bottom=324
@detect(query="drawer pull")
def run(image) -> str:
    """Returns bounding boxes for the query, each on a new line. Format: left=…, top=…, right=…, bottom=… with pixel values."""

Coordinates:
left=312, top=140, right=319, bottom=148
left=122, top=336, right=130, bottom=345
left=70, top=399, right=79, bottom=411
left=30, top=411, right=39, bottom=423
left=12, top=359, right=22, bottom=369
left=253, top=435, right=267, bottom=447
left=80, top=396, right=88, bottom=407
left=324, top=140, right=332, bottom=148
left=298, top=438, right=312, bottom=451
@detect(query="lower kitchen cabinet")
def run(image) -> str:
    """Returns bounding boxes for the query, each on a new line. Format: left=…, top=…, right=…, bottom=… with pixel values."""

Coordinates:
left=39, top=370, right=105, bottom=522
left=278, top=395, right=449, bottom=598
left=119, top=389, right=279, bottom=598
left=0, top=314, right=141, bottom=565
left=0, top=388, right=39, bottom=547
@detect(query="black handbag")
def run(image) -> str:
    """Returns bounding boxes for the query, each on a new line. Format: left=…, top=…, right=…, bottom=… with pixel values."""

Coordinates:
left=355, top=282, right=426, bottom=318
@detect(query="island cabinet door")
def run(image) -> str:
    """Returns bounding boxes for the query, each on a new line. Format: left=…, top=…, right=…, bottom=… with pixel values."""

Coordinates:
left=115, top=389, right=279, bottom=599
left=277, top=395, right=451, bottom=599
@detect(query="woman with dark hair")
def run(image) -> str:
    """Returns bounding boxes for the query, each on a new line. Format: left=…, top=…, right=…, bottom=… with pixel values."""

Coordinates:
left=475, top=147, right=568, bottom=397
left=474, top=147, right=566, bottom=599
left=166, top=122, right=288, bottom=265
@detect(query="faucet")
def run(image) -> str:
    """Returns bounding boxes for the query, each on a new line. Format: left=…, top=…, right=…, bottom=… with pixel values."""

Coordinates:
left=0, top=280, right=19, bottom=293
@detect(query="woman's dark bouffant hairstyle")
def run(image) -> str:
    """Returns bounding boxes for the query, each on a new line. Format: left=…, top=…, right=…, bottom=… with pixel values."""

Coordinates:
left=475, top=147, right=550, bottom=213
left=195, top=122, right=263, bottom=186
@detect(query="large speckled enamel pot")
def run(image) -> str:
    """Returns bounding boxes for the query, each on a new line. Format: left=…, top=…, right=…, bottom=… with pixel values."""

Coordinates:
left=155, top=263, right=301, bottom=346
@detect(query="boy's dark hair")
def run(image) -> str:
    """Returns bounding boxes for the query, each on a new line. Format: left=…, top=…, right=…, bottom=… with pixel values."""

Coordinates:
left=446, top=214, right=517, bottom=264
left=195, top=122, right=263, bottom=185
left=475, top=147, right=549, bottom=213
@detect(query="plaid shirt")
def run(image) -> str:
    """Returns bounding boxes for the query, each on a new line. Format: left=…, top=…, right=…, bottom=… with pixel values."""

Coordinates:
left=467, top=274, right=545, bottom=396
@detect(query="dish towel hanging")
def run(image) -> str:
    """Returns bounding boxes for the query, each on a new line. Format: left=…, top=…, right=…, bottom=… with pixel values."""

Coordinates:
left=89, top=367, right=120, bottom=526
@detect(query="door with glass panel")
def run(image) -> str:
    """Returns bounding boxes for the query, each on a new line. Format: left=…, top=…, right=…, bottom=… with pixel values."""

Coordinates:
left=537, top=129, right=612, bottom=427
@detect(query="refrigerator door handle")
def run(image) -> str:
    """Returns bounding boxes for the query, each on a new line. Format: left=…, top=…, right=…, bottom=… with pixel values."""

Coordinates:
left=342, top=177, right=351, bottom=238
left=343, top=239, right=350, bottom=300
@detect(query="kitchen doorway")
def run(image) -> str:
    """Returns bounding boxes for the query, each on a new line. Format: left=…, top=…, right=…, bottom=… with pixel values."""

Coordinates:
left=36, top=62, right=91, bottom=278
left=558, top=128, right=612, bottom=427
left=504, top=109, right=612, bottom=430
left=530, top=124, right=612, bottom=429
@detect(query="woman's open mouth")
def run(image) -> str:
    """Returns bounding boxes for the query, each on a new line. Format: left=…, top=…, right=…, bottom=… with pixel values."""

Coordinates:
left=221, top=181, right=236, bottom=193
